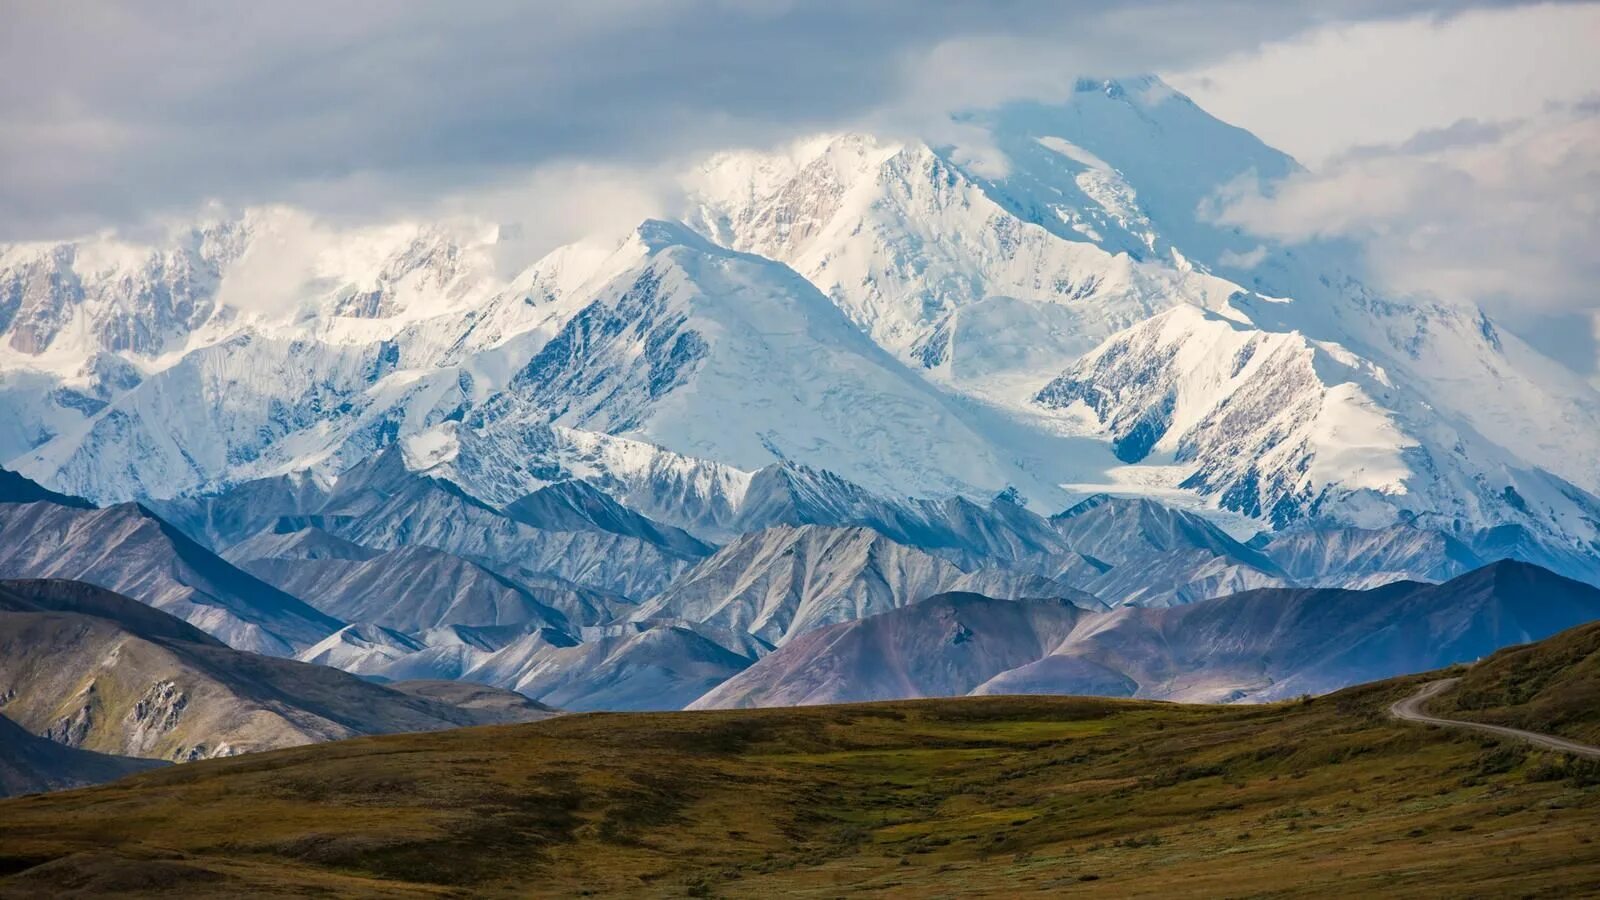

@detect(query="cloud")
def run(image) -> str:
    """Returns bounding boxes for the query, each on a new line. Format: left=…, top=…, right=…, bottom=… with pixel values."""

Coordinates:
left=1218, top=245, right=1270, bottom=269
left=1209, top=101, right=1600, bottom=324
left=1167, top=2, right=1600, bottom=166
left=0, top=0, right=1536, bottom=242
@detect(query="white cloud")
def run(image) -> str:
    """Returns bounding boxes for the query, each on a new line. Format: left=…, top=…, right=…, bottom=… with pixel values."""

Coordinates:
left=441, top=163, right=680, bottom=274
left=1218, top=244, right=1269, bottom=269
left=1209, top=103, right=1600, bottom=323
left=1168, top=2, right=1600, bottom=166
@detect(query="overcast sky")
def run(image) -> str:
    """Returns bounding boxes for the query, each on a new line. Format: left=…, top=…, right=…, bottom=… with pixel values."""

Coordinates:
left=2, top=1, right=1595, bottom=361
left=0, top=1, right=1576, bottom=236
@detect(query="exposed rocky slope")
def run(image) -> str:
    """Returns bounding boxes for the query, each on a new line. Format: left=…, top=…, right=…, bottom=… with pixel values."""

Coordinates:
left=694, top=561, right=1600, bottom=708
left=0, top=471, right=341, bottom=655
left=691, top=593, right=1094, bottom=708
left=236, top=541, right=573, bottom=634
left=459, top=621, right=757, bottom=711
left=1257, top=523, right=1487, bottom=588
left=0, top=579, right=551, bottom=761
left=631, top=524, right=1098, bottom=648
left=1048, top=494, right=1287, bottom=606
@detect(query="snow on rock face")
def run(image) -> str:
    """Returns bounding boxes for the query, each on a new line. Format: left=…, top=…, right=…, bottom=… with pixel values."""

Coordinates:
left=1036, top=305, right=1412, bottom=524
left=685, top=132, right=1217, bottom=398
left=0, top=210, right=504, bottom=368
left=10, top=213, right=1085, bottom=513
left=1036, top=303, right=1600, bottom=550
left=13, top=333, right=471, bottom=504
left=682, top=76, right=1600, bottom=552
left=469, top=221, right=1070, bottom=505
left=0, top=223, right=241, bottom=358
left=682, top=78, right=1287, bottom=402
left=410, top=420, right=756, bottom=539
left=0, top=211, right=512, bottom=484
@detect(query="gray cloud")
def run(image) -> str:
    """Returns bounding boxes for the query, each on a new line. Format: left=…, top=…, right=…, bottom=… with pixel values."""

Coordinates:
left=1341, top=117, right=1516, bottom=158
left=0, top=0, right=1536, bottom=240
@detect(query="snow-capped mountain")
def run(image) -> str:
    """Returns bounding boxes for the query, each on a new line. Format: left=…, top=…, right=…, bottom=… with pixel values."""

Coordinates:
left=2, top=74, right=1598, bottom=589
left=8, top=38, right=1600, bottom=756
left=461, top=219, right=1076, bottom=504
left=0, top=211, right=511, bottom=471
left=681, top=78, right=1280, bottom=401
left=690, top=101, right=1250, bottom=381
left=1036, top=303, right=1600, bottom=548
left=684, top=78, right=1600, bottom=554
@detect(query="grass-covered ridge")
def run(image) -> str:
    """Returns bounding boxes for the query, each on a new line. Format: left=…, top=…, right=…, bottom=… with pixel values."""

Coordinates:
left=1434, top=620, right=1600, bottom=745
left=2, top=671, right=1600, bottom=897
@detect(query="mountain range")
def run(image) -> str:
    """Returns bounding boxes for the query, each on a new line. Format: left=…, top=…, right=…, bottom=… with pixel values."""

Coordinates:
left=7, top=613, right=1600, bottom=895
left=4, top=460, right=1594, bottom=720
left=694, top=561, right=1600, bottom=707
left=3, top=75, right=1600, bottom=776
left=5, top=78, right=1598, bottom=558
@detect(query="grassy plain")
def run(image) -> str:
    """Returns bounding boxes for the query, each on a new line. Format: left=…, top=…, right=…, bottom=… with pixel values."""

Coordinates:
left=2, top=673, right=1599, bottom=897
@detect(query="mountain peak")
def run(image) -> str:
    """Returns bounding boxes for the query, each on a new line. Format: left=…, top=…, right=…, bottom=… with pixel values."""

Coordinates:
left=633, top=218, right=721, bottom=255
left=1440, top=557, right=1594, bottom=596
left=1071, top=74, right=1169, bottom=100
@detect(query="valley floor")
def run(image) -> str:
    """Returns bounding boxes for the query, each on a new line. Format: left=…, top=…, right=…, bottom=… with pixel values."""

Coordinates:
left=2, top=676, right=1599, bottom=897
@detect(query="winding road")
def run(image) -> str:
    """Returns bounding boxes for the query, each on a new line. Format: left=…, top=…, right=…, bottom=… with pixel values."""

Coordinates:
left=1389, top=678, right=1600, bottom=759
